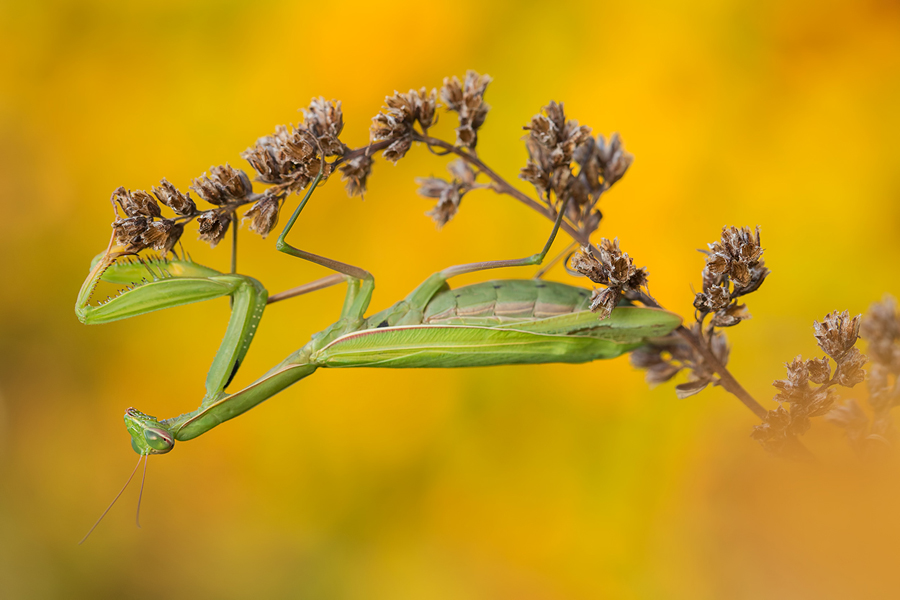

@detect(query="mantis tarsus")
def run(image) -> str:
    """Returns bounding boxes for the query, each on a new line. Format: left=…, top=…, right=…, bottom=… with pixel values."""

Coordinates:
left=75, top=169, right=681, bottom=537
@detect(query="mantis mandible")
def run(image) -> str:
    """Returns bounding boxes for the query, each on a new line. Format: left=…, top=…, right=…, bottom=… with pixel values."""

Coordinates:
left=74, top=168, right=681, bottom=537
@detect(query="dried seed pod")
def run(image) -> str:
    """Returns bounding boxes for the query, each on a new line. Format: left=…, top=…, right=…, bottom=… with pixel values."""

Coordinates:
left=141, top=219, right=183, bottom=254
left=370, top=89, right=435, bottom=163
left=192, top=165, right=253, bottom=205
left=415, top=159, right=477, bottom=228
left=806, top=357, right=831, bottom=384
left=153, top=179, right=196, bottom=216
left=243, top=196, right=280, bottom=238
left=301, top=97, right=344, bottom=157
left=113, top=187, right=161, bottom=218
left=570, top=239, right=648, bottom=320
left=835, top=346, right=867, bottom=388
left=196, top=211, right=231, bottom=248
left=441, top=71, right=492, bottom=149
left=113, top=216, right=150, bottom=247
left=382, top=137, right=412, bottom=163
left=131, top=190, right=162, bottom=218
left=339, top=154, right=373, bottom=197
left=814, top=310, right=861, bottom=361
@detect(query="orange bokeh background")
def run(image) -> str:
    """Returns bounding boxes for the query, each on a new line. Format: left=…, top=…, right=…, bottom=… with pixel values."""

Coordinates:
left=1, top=1, right=900, bottom=598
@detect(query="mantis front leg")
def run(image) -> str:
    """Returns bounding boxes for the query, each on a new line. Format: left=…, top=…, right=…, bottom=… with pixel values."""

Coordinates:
left=76, top=250, right=268, bottom=404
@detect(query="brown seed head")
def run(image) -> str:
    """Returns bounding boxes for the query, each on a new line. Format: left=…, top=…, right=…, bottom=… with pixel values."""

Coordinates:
left=243, top=196, right=280, bottom=238
left=339, top=154, right=374, bottom=198
left=570, top=239, right=648, bottom=319
left=861, top=295, right=900, bottom=371
left=301, top=97, right=344, bottom=157
left=835, top=346, right=867, bottom=388
left=191, top=165, right=253, bottom=206
left=806, top=356, right=831, bottom=384
left=196, top=211, right=231, bottom=248
left=141, top=219, right=183, bottom=254
left=113, top=187, right=161, bottom=219
left=702, top=226, right=768, bottom=295
left=441, top=71, right=491, bottom=149
left=814, top=310, right=861, bottom=361
left=415, top=159, right=476, bottom=228
left=113, top=216, right=151, bottom=249
left=152, top=179, right=196, bottom=216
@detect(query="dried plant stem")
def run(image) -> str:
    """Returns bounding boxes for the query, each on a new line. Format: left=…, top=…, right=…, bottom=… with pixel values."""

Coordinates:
left=674, top=326, right=766, bottom=418
left=411, top=133, right=590, bottom=245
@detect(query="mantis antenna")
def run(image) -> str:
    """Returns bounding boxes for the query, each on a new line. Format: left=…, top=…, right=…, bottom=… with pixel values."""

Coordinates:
left=136, top=455, right=148, bottom=528
left=78, top=454, right=145, bottom=545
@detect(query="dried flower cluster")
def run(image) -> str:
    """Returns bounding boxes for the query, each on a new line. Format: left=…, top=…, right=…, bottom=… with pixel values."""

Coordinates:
left=632, top=225, right=770, bottom=411
left=570, top=238, right=649, bottom=318
left=520, top=102, right=632, bottom=238
left=440, top=71, right=491, bottom=149
left=693, top=226, right=769, bottom=327
left=111, top=186, right=187, bottom=254
left=826, top=296, right=900, bottom=454
left=752, top=310, right=867, bottom=455
left=242, top=97, right=344, bottom=195
left=414, top=159, right=477, bottom=228
left=370, top=88, right=438, bottom=163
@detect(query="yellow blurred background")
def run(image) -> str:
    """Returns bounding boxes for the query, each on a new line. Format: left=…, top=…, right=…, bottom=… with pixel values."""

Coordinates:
left=2, top=0, right=900, bottom=598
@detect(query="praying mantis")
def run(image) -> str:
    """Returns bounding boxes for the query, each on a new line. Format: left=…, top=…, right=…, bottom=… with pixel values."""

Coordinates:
left=74, top=168, right=681, bottom=538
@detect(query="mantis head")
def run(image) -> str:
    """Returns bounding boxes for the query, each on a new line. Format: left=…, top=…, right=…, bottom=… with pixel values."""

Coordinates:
left=125, top=408, right=176, bottom=455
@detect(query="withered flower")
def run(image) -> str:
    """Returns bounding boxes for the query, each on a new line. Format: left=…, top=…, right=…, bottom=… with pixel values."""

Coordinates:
left=755, top=310, right=869, bottom=455
left=113, top=187, right=161, bottom=219
left=415, top=159, right=476, bottom=228
left=196, top=211, right=231, bottom=248
left=520, top=102, right=591, bottom=203
left=806, top=356, right=831, bottom=384
left=141, top=219, right=184, bottom=254
left=243, top=196, right=280, bottom=238
left=859, top=296, right=900, bottom=423
left=568, top=133, right=633, bottom=210
left=370, top=88, right=437, bottom=163
left=441, top=71, right=491, bottom=149
left=570, top=238, right=648, bottom=318
left=814, top=310, right=860, bottom=361
left=113, top=216, right=151, bottom=249
left=834, top=346, right=867, bottom=388
left=694, top=225, right=768, bottom=329
left=751, top=407, right=794, bottom=453
left=242, top=124, right=329, bottom=193
left=702, top=226, right=768, bottom=294
left=301, top=97, right=345, bottom=157
left=339, top=154, right=374, bottom=198
left=861, top=295, right=900, bottom=370
left=152, top=179, right=196, bottom=216
left=191, top=164, right=253, bottom=205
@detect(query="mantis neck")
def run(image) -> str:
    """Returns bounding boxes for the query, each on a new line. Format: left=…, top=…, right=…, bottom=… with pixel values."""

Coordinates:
left=166, top=352, right=318, bottom=441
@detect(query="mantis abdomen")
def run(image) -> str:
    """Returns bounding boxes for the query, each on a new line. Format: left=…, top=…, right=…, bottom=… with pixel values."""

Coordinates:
left=312, top=280, right=681, bottom=369
left=422, top=279, right=593, bottom=323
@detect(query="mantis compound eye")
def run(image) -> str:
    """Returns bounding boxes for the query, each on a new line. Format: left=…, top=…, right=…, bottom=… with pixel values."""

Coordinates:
left=143, top=428, right=175, bottom=453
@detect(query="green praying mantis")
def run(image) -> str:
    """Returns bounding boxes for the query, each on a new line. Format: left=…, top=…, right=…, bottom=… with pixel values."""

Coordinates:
left=75, top=168, right=682, bottom=540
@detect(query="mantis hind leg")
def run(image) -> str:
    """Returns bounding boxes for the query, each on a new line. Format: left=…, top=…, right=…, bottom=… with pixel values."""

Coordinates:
left=401, top=197, right=571, bottom=316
